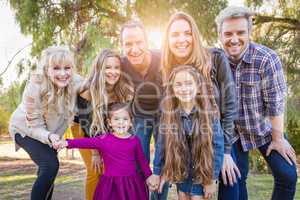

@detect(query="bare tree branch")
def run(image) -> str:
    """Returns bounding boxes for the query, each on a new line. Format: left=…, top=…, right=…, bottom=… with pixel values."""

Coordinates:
left=254, top=15, right=300, bottom=31
left=0, top=43, right=32, bottom=77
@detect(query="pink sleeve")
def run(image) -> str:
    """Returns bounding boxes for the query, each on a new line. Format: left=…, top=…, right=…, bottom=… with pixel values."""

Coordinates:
left=135, top=137, right=152, bottom=179
left=67, top=136, right=103, bottom=150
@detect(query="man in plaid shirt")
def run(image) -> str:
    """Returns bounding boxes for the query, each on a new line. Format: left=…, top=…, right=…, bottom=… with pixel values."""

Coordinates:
left=216, top=6, right=297, bottom=200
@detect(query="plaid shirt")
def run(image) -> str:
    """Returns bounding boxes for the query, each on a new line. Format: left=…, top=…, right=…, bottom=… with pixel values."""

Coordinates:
left=230, top=42, right=286, bottom=151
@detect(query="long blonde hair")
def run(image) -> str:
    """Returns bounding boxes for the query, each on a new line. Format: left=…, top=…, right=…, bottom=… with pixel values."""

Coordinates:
left=160, top=65, right=219, bottom=184
left=84, top=49, right=134, bottom=136
left=162, top=12, right=212, bottom=82
left=37, top=46, right=76, bottom=122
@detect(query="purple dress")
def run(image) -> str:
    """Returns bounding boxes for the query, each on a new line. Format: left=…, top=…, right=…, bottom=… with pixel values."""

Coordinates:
left=67, top=133, right=152, bottom=200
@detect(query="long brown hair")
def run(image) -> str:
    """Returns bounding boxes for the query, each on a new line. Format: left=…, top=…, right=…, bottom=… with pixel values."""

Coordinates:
left=160, top=65, right=219, bottom=185
left=162, top=11, right=212, bottom=83
left=83, top=49, right=134, bottom=136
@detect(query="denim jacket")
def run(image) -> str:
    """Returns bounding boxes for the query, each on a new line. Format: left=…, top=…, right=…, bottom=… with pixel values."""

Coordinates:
left=153, top=108, right=224, bottom=180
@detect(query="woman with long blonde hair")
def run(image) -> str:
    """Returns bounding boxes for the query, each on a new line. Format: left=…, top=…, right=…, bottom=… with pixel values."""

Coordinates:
left=9, top=46, right=82, bottom=200
left=71, top=48, right=134, bottom=200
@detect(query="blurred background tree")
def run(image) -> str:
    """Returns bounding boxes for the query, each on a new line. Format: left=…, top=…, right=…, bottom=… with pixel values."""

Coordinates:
left=135, top=0, right=227, bottom=44
left=8, top=0, right=130, bottom=72
left=0, top=81, right=25, bottom=136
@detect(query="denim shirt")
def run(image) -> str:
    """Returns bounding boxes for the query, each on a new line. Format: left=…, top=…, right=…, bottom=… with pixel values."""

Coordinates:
left=153, top=108, right=224, bottom=180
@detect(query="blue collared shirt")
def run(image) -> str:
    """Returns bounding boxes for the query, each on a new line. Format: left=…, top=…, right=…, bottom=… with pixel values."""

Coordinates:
left=230, top=42, right=286, bottom=151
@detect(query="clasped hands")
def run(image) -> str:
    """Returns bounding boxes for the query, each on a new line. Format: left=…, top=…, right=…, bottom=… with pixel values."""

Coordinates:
left=146, top=174, right=163, bottom=192
left=146, top=175, right=217, bottom=199
left=48, top=133, right=67, bottom=151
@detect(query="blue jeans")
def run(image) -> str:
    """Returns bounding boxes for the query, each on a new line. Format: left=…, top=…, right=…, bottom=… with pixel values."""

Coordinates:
left=218, top=139, right=297, bottom=200
left=15, top=133, right=59, bottom=200
left=134, top=116, right=169, bottom=200
left=134, top=116, right=158, bottom=162
left=176, top=169, right=204, bottom=196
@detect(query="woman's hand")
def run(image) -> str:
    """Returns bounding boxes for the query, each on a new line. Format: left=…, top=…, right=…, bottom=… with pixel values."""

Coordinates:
left=91, top=150, right=102, bottom=173
left=158, top=176, right=166, bottom=193
left=48, top=134, right=60, bottom=149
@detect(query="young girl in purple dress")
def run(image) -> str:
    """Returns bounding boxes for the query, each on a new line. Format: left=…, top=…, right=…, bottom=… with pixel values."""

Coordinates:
left=59, top=102, right=152, bottom=200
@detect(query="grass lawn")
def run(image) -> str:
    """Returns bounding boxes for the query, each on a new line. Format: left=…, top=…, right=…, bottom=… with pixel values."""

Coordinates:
left=0, top=157, right=299, bottom=200
left=247, top=174, right=300, bottom=200
left=0, top=158, right=85, bottom=200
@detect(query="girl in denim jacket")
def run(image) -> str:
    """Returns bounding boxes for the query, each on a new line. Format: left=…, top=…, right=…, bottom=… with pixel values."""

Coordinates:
left=154, top=65, right=224, bottom=200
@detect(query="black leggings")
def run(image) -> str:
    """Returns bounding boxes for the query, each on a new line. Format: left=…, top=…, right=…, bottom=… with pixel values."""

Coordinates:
left=15, top=133, right=59, bottom=200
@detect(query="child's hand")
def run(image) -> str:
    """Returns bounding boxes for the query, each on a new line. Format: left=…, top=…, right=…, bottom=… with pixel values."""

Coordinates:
left=146, top=175, right=160, bottom=191
left=56, top=139, right=68, bottom=152
left=203, top=180, right=217, bottom=199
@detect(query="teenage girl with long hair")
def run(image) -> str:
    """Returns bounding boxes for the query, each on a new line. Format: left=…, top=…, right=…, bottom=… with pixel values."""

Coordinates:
left=157, top=65, right=224, bottom=200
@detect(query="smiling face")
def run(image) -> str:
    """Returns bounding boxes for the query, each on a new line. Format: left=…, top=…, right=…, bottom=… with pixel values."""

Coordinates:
left=104, top=56, right=121, bottom=86
left=220, top=17, right=250, bottom=61
left=122, top=26, right=148, bottom=67
left=172, top=70, right=198, bottom=103
left=168, top=19, right=193, bottom=63
left=108, top=108, right=132, bottom=135
left=48, top=63, right=73, bottom=88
